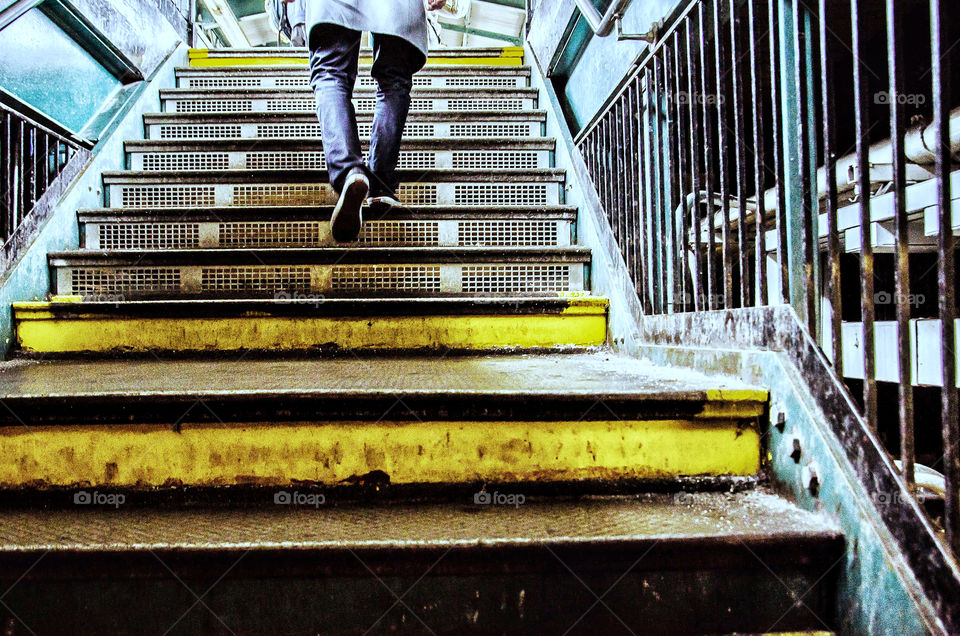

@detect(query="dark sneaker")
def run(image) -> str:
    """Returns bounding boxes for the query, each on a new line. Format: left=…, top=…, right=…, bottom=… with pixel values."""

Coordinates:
left=365, top=194, right=403, bottom=216
left=331, top=169, right=369, bottom=242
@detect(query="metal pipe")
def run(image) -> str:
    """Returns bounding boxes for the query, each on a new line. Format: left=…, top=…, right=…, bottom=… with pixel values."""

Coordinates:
left=573, top=0, right=632, bottom=37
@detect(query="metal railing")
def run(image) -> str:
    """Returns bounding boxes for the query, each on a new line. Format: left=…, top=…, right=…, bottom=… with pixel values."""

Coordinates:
left=0, top=101, right=89, bottom=246
left=575, top=0, right=959, bottom=554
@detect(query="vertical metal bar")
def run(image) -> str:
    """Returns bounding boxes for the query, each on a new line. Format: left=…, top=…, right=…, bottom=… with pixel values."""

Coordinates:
left=768, top=0, right=789, bottom=303
left=851, top=0, right=877, bottom=431
left=686, top=14, right=705, bottom=311
left=626, top=81, right=640, bottom=294
left=794, top=0, right=817, bottom=334
left=730, top=0, right=750, bottom=307
left=638, top=75, right=653, bottom=313
left=748, top=0, right=768, bottom=306
left=886, top=0, right=914, bottom=490
left=34, top=130, right=46, bottom=203
left=674, top=29, right=690, bottom=311
left=700, top=1, right=717, bottom=309
left=713, top=0, right=733, bottom=308
left=27, top=124, right=36, bottom=214
left=601, top=117, right=610, bottom=218
left=663, top=43, right=679, bottom=311
left=611, top=99, right=625, bottom=248
left=819, top=0, right=842, bottom=375
left=930, top=0, right=959, bottom=553
left=652, top=56, right=667, bottom=313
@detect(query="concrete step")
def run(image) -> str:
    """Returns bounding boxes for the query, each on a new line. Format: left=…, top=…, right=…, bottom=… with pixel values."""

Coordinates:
left=13, top=296, right=609, bottom=354
left=48, top=246, right=590, bottom=299
left=77, top=205, right=578, bottom=249
left=124, top=137, right=555, bottom=171
left=187, top=45, right=525, bottom=67
left=101, top=168, right=566, bottom=208
left=0, top=491, right=840, bottom=634
left=159, top=87, right=539, bottom=113
left=176, top=64, right=531, bottom=89
left=0, top=352, right=764, bottom=486
left=143, top=110, right=547, bottom=139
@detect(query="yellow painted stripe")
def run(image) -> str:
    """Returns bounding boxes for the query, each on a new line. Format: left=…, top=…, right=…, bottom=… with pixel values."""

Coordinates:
left=0, top=418, right=760, bottom=488
left=188, top=48, right=523, bottom=67
left=188, top=56, right=523, bottom=67
left=15, top=313, right=607, bottom=353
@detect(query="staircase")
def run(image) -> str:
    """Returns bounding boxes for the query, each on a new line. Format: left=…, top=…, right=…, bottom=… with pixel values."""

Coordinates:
left=0, top=47, right=841, bottom=635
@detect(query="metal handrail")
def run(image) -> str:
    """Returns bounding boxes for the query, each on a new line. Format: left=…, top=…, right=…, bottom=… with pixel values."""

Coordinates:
left=573, top=0, right=630, bottom=36
left=573, top=0, right=657, bottom=42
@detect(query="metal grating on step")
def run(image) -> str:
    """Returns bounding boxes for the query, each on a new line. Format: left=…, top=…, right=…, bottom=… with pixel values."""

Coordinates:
left=357, top=123, right=436, bottom=137
left=158, top=124, right=241, bottom=139
left=219, top=222, right=323, bottom=247
left=454, top=184, right=548, bottom=206
left=247, top=152, right=326, bottom=170
left=448, top=99, right=524, bottom=111
left=256, top=123, right=323, bottom=138
left=450, top=123, right=534, bottom=137
left=187, top=77, right=261, bottom=88
left=355, top=98, right=434, bottom=111
left=99, top=223, right=201, bottom=250
left=397, top=184, right=438, bottom=205
left=266, top=98, right=315, bottom=112
left=201, top=266, right=311, bottom=292
left=233, top=184, right=328, bottom=206
left=176, top=100, right=252, bottom=113
left=458, top=221, right=559, bottom=247
left=331, top=265, right=440, bottom=292
left=356, top=77, right=432, bottom=88
left=452, top=151, right=539, bottom=169
left=444, top=77, right=521, bottom=87
left=396, top=152, right=437, bottom=169
left=275, top=78, right=310, bottom=87
left=121, top=186, right=216, bottom=208
left=358, top=221, right=440, bottom=246
left=461, top=264, right=570, bottom=293
left=71, top=268, right=181, bottom=296
left=141, top=153, right=230, bottom=171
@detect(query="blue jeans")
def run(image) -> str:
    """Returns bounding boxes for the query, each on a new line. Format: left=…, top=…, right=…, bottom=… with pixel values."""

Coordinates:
left=308, top=24, right=424, bottom=197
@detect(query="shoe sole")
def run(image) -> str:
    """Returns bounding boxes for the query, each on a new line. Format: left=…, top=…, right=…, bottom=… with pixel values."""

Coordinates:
left=331, top=176, right=369, bottom=242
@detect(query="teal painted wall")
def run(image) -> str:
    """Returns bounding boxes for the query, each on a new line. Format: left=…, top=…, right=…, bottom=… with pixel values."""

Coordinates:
left=0, top=44, right=186, bottom=357
left=561, top=0, right=679, bottom=133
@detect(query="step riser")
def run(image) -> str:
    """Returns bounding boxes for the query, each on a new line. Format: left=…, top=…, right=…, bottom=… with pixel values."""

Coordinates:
left=0, top=544, right=835, bottom=636
left=0, top=418, right=760, bottom=488
left=15, top=311, right=607, bottom=354
left=82, top=219, right=573, bottom=249
left=147, top=120, right=544, bottom=139
left=128, top=149, right=553, bottom=171
left=53, top=262, right=586, bottom=299
left=163, top=96, right=537, bottom=113
left=105, top=181, right=562, bottom=208
left=179, top=74, right=529, bottom=89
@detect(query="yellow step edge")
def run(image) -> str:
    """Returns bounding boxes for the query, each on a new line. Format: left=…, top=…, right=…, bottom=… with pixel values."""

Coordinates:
left=188, top=48, right=523, bottom=67
left=14, top=311, right=607, bottom=353
left=0, top=418, right=761, bottom=488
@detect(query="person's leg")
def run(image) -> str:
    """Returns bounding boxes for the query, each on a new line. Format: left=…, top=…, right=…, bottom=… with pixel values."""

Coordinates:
left=367, top=33, right=424, bottom=202
left=308, top=23, right=368, bottom=241
left=308, top=23, right=365, bottom=193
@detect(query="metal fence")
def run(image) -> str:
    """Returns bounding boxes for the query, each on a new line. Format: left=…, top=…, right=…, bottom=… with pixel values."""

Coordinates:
left=575, top=0, right=959, bottom=554
left=0, top=102, right=88, bottom=246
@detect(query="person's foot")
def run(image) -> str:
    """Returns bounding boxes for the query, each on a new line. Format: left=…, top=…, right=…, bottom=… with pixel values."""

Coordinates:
left=365, top=194, right=403, bottom=216
left=331, top=168, right=369, bottom=242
